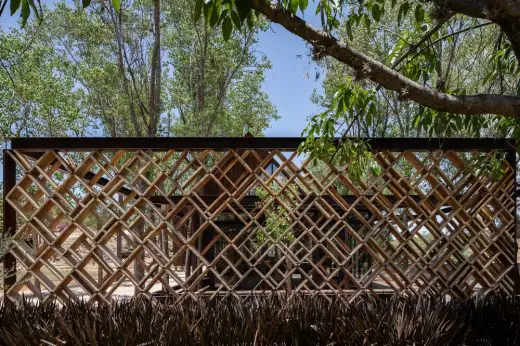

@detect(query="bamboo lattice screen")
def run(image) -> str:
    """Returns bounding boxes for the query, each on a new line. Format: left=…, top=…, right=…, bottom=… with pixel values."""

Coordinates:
left=1, top=138, right=518, bottom=303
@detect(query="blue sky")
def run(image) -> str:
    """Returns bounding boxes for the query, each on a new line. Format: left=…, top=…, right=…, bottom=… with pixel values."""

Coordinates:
left=0, top=4, right=324, bottom=138
left=258, top=24, right=323, bottom=136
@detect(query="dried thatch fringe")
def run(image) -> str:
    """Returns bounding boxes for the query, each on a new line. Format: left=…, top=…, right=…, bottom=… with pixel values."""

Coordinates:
left=0, top=292, right=520, bottom=345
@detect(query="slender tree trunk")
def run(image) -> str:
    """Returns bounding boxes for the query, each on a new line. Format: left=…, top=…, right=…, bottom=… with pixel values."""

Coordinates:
left=149, top=0, right=162, bottom=136
left=498, top=18, right=520, bottom=62
left=196, top=25, right=209, bottom=116
left=110, top=6, right=142, bottom=136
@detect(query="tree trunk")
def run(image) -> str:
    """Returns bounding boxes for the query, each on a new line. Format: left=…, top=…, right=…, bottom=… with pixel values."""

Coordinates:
left=498, top=18, right=520, bottom=62
left=149, top=0, right=162, bottom=136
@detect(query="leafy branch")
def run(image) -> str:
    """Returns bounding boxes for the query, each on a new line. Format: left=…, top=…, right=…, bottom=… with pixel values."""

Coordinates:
left=254, top=184, right=296, bottom=254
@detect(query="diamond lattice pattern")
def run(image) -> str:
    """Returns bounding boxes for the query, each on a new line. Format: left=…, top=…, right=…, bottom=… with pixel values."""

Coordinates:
left=3, top=148, right=516, bottom=303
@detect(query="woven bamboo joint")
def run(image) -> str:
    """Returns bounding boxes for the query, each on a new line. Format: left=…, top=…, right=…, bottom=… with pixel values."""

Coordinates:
left=2, top=145, right=517, bottom=304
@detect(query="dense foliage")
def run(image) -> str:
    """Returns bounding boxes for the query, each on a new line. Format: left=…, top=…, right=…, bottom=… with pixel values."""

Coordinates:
left=1, top=292, right=520, bottom=345
left=0, top=0, right=278, bottom=138
left=193, top=0, right=520, bottom=132
left=195, top=0, right=520, bottom=168
left=4, top=0, right=520, bottom=165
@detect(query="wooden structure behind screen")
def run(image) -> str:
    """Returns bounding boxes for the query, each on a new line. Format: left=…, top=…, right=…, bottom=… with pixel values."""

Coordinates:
left=1, top=137, right=519, bottom=304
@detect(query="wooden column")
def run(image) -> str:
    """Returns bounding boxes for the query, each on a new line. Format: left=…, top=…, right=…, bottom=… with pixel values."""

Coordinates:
left=161, top=204, right=169, bottom=290
left=116, top=194, right=123, bottom=260
left=3, top=150, right=16, bottom=290
left=202, top=226, right=216, bottom=288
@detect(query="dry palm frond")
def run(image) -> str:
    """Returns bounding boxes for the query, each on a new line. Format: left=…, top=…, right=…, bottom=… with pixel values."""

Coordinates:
left=0, top=292, right=519, bottom=345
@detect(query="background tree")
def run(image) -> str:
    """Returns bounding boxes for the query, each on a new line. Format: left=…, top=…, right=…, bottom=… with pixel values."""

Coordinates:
left=311, top=1, right=513, bottom=139
left=0, top=24, right=87, bottom=138
left=6, top=0, right=518, bottom=162
left=164, top=0, right=277, bottom=136
left=194, top=0, right=520, bottom=163
left=1, top=0, right=278, bottom=138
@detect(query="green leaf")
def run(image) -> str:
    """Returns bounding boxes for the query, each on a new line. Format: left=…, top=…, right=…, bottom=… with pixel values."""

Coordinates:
left=20, top=0, right=29, bottom=26
left=299, top=0, right=308, bottom=11
left=371, top=3, right=381, bottom=22
left=10, top=0, right=21, bottom=15
left=112, top=0, right=120, bottom=11
left=402, top=2, right=410, bottom=15
left=230, top=10, right=241, bottom=28
left=346, top=21, right=353, bottom=40
left=204, top=2, right=213, bottom=22
left=82, top=0, right=91, bottom=8
left=363, top=14, right=371, bottom=30
left=413, top=114, right=421, bottom=128
left=27, top=0, right=39, bottom=18
left=246, top=12, right=254, bottom=30
left=397, top=1, right=410, bottom=25
left=414, top=5, right=424, bottom=23
left=194, top=0, right=203, bottom=21
left=21, top=0, right=31, bottom=28
left=289, top=0, right=298, bottom=14
left=235, top=0, right=251, bottom=20
left=219, top=9, right=228, bottom=24
left=329, top=16, right=340, bottom=29
left=222, top=16, right=232, bottom=41
left=209, top=3, right=220, bottom=27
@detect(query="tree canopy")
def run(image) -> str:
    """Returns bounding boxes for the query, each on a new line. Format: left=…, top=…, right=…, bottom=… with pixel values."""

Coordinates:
left=2, top=0, right=520, bottom=161
left=0, top=0, right=278, bottom=138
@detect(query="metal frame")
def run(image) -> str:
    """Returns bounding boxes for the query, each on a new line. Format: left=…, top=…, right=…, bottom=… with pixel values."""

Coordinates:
left=2, top=151, right=16, bottom=289
left=10, top=137, right=517, bottom=151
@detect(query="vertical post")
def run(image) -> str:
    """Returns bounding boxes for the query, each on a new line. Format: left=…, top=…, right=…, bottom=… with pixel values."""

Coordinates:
left=133, top=218, right=145, bottom=296
left=3, top=150, right=16, bottom=290
left=116, top=194, right=123, bottom=260
left=202, top=226, right=215, bottom=288
left=506, top=150, right=520, bottom=294
left=161, top=204, right=169, bottom=290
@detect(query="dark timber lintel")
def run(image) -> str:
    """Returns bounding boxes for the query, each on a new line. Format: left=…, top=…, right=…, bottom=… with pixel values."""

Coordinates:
left=9, top=137, right=517, bottom=151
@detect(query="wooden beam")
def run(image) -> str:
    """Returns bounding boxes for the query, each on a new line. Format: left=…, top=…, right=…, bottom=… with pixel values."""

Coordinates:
left=10, top=137, right=517, bottom=152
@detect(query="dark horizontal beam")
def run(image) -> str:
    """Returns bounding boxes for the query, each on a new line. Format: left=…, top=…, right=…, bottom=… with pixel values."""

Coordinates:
left=10, top=137, right=517, bottom=152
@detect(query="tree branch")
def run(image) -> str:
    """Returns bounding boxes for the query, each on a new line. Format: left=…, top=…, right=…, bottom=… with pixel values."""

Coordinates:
left=438, top=0, right=520, bottom=60
left=251, top=0, right=520, bottom=117
left=399, top=21, right=492, bottom=71
left=438, top=0, right=520, bottom=20
left=390, top=16, right=451, bottom=70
